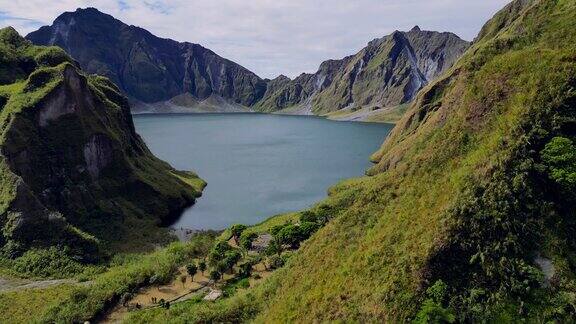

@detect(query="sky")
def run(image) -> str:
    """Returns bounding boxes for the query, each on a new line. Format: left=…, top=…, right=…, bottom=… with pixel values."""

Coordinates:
left=0, top=0, right=510, bottom=79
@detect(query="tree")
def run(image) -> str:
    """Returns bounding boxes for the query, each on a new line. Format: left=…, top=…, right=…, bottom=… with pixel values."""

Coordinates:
left=414, top=280, right=456, bottom=323
left=300, top=210, right=318, bottom=223
left=209, top=270, right=221, bottom=282
left=264, top=238, right=282, bottom=256
left=276, top=224, right=303, bottom=249
left=316, top=204, right=333, bottom=224
left=222, top=250, right=242, bottom=274
left=238, top=262, right=253, bottom=278
left=299, top=221, right=320, bottom=239
left=208, top=241, right=232, bottom=266
left=186, top=263, right=198, bottom=280
left=240, top=232, right=258, bottom=250
left=198, top=260, right=207, bottom=275
left=230, top=224, right=248, bottom=245
left=270, top=224, right=285, bottom=236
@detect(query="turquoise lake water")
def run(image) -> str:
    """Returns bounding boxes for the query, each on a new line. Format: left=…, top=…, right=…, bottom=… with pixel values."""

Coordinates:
left=133, top=113, right=393, bottom=230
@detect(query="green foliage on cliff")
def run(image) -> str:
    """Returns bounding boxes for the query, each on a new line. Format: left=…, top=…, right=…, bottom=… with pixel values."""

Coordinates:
left=0, top=28, right=205, bottom=262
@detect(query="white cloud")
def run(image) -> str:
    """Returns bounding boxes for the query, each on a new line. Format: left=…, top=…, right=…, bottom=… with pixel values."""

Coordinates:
left=0, top=0, right=510, bottom=78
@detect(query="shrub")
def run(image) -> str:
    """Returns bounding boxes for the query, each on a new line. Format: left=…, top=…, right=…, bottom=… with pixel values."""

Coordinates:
left=12, top=247, right=85, bottom=278
left=299, top=210, right=318, bottom=223
left=239, top=232, right=258, bottom=250
left=209, top=270, right=222, bottom=281
left=230, top=224, right=248, bottom=244
left=299, top=221, right=320, bottom=239
left=541, top=136, right=576, bottom=190
left=267, top=255, right=285, bottom=270
left=414, top=280, right=456, bottom=323
left=276, top=224, right=302, bottom=249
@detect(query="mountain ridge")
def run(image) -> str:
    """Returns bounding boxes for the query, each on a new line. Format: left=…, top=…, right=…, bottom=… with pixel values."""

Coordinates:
left=26, top=8, right=267, bottom=110
left=254, top=26, right=470, bottom=120
left=26, top=8, right=469, bottom=121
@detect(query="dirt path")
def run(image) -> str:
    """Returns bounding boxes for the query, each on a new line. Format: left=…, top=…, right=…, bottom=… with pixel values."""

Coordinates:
left=100, top=258, right=274, bottom=323
left=0, top=277, right=81, bottom=293
left=100, top=267, right=212, bottom=323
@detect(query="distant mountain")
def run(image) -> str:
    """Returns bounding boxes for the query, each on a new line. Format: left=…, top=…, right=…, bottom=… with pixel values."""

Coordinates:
left=26, top=8, right=266, bottom=111
left=27, top=9, right=468, bottom=120
left=255, top=26, right=470, bottom=121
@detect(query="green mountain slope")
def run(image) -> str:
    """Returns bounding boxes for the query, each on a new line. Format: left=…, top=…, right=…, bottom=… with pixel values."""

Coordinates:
left=126, top=0, right=576, bottom=322
left=258, top=0, right=576, bottom=321
left=0, top=28, right=205, bottom=260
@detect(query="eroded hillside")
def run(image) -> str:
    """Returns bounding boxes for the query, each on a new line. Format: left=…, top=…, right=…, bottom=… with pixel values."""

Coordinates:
left=0, top=27, right=205, bottom=261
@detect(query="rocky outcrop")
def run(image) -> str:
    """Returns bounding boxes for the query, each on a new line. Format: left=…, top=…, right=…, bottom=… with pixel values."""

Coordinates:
left=26, top=8, right=468, bottom=120
left=0, top=28, right=205, bottom=259
left=27, top=8, right=266, bottom=109
left=256, top=27, right=469, bottom=116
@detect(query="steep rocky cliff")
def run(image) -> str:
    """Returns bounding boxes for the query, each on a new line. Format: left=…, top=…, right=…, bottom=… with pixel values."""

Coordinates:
left=255, top=27, right=470, bottom=119
left=0, top=28, right=204, bottom=259
left=26, top=8, right=266, bottom=111
left=27, top=9, right=468, bottom=119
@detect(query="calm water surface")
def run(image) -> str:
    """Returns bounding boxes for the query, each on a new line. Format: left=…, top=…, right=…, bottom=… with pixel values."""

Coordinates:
left=133, top=113, right=393, bottom=230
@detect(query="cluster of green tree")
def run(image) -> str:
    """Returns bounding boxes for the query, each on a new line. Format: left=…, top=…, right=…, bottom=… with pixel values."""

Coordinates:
left=207, top=241, right=242, bottom=281
left=265, top=205, right=334, bottom=255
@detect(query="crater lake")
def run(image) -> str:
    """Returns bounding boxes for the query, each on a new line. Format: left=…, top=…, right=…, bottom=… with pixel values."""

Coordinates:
left=133, top=113, right=393, bottom=230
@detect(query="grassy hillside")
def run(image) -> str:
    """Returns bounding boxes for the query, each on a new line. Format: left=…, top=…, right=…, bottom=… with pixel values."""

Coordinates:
left=124, top=0, right=576, bottom=321
left=0, top=27, right=205, bottom=266
left=0, top=233, right=215, bottom=323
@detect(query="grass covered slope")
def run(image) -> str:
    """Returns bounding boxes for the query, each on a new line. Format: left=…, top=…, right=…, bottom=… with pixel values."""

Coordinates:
left=109, top=2, right=576, bottom=320
left=0, top=27, right=205, bottom=260
left=254, top=0, right=576, bottom=321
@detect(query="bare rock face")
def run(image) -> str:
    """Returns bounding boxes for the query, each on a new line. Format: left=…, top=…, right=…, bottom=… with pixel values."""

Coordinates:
left=27, top=9, right=468, bottom=117
left=83, top=134, right=113, bottom=179
left=256, top=28, right=469, bottom=114
left=27, top=8, right=267, bottom=107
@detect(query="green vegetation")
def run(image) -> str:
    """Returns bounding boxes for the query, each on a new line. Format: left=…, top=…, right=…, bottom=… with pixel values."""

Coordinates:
left=541, top=136, right=576, bottom=190
left=0, top=284, right=77, bottom=323
left=2, top=0, right=575, bottom=322
left=186, top=263, right=198, bottom=279
left=0, top=27, right=205, bottom=268
left=230, top=224, right=247, bottom=245
left=414, top=280, right=456, bottom=323
left=0, top=233, right=214, bottom=323
left=239, top=232, right=258, bottom=250
left=122, top=0, right=576, bottom=322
